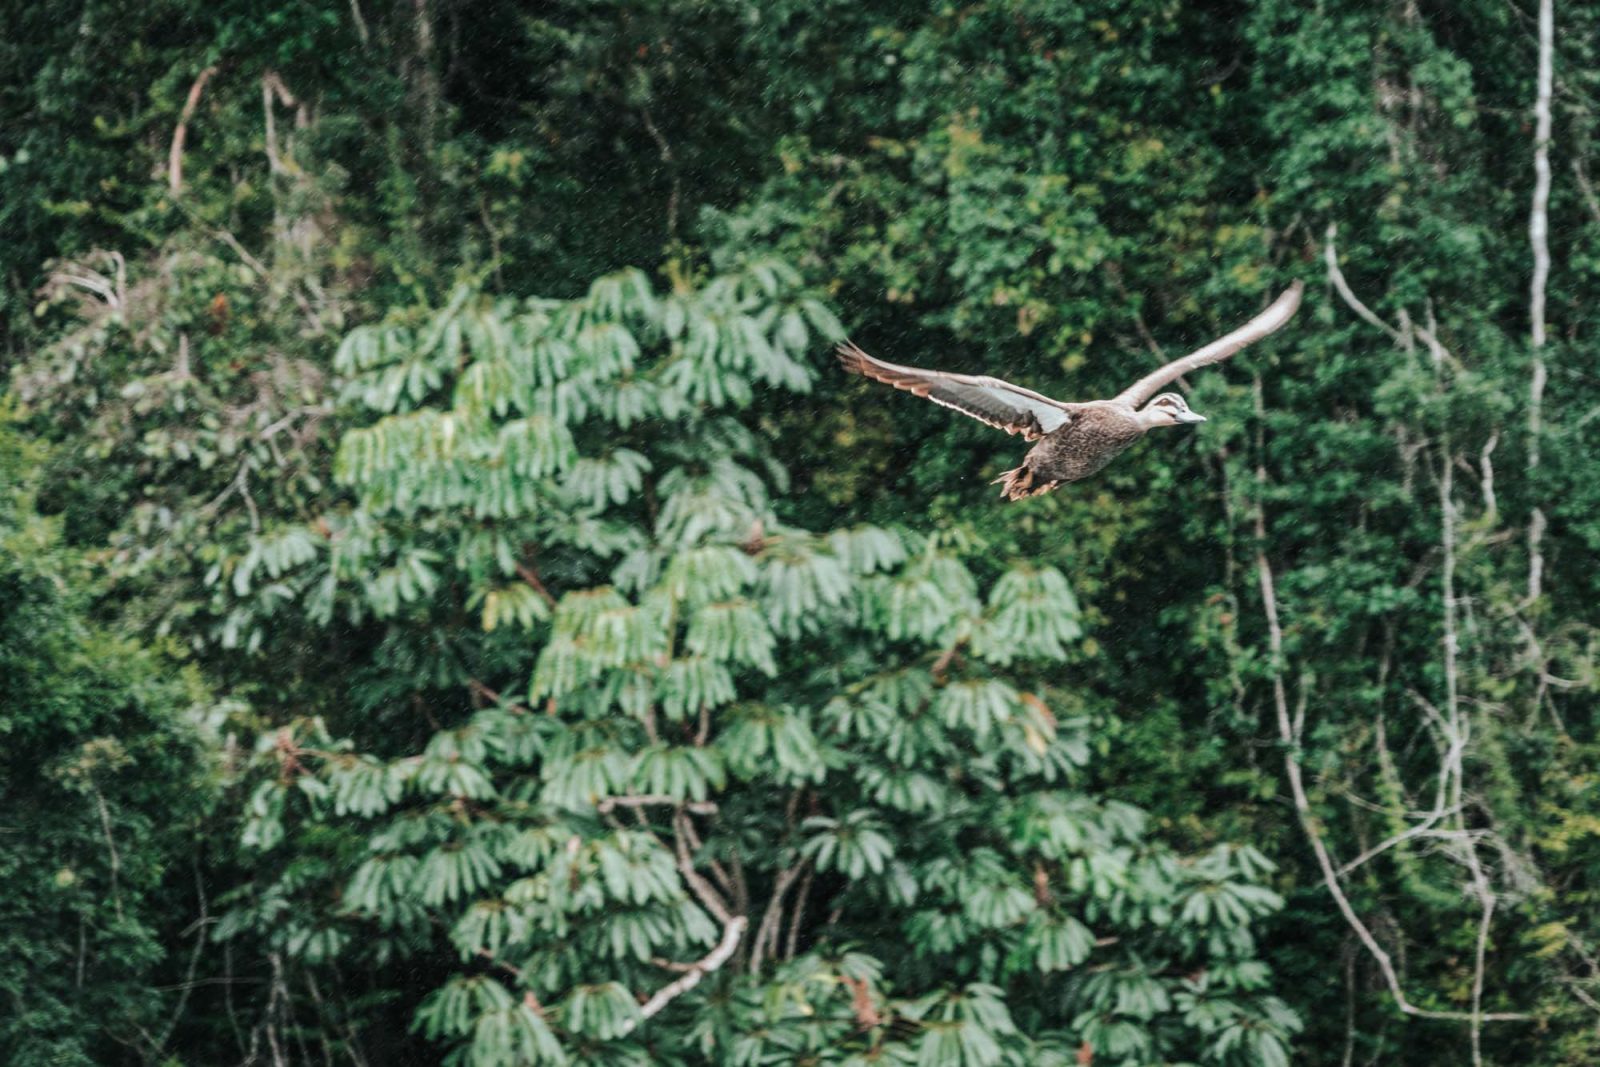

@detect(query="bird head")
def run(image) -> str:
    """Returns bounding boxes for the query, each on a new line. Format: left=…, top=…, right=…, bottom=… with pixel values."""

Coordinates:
left=1139, top=392, right=1207, bottom=428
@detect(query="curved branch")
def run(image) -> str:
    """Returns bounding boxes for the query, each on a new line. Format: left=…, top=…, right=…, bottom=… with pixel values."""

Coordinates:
left=169, top=66, right=218, bottom=194
left=622, top=915, right=747, bottom=1032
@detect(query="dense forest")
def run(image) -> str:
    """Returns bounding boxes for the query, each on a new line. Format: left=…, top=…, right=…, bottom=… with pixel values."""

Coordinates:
left=3, top=1, right=1599, bottom=1063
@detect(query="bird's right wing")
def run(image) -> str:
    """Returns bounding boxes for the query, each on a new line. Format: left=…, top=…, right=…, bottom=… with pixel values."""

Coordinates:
left=836, top=342, right=1074, bottom=441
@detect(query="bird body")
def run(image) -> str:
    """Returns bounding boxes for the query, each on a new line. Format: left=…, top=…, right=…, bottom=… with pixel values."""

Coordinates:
left=836, top=282, right=1303, bottom=501
left=991, top=402, right=1148, bottom=498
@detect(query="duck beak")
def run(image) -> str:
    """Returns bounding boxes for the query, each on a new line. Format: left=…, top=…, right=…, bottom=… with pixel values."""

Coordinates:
left=1175, top=410, right=1207, bottom=425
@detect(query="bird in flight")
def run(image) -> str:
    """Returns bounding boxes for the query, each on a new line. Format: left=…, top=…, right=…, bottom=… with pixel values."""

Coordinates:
left=837, top=282, right=1303, bottom=500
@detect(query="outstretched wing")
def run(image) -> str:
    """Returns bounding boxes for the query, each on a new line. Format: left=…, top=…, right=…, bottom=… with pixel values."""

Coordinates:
left=836, top=341, right=1074, bottom=441
left=1113, top=281, right=1304, bottom=408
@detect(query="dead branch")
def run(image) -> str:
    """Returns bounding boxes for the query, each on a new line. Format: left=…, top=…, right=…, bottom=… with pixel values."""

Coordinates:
left=1325, top=226, right=1459, bottom=371
left=169, top=66, right=218, bottom=194
left=1573, top=160, right=1600, bottom=225
left=1255, top=526, right=1527, bottom=1024
left=262, top=73, right=289, bottom=176
left=347, top=0, right=371, bottom=47
left=151, top=862, right=211, bottom=1055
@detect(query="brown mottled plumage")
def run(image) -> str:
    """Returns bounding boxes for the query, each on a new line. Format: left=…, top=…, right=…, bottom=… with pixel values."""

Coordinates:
left=836, top=282, right=1303, bottom=500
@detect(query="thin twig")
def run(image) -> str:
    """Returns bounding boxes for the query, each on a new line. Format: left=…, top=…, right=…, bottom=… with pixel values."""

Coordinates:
left=675, top=810, right=734, bottom=898
left=1572, top=159, right=1600, bottom=225
left=466, top=677, right=531, bottom=715
left=152, top=862, right=211, bottom=1054
left=93, top=789, right=124, bottom=921
left=749, top=863, right=804, bottom=973
left=1324, top=225, right=1403, bottom=343
left=514, top=561, right=557, bottom=607
left=347, top=0, right=371, bottom=46
left=638, top=103, right=681, bottom=240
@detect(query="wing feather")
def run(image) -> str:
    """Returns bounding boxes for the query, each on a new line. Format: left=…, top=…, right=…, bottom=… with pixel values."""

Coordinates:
left=1112, top=282, right=1304, bottom=408
left=836, top=342, right=1073, bottom=441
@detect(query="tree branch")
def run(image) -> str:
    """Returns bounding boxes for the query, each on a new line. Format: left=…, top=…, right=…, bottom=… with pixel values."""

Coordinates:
left=748, top=863, right=805, bottom=973
left=621, top=914, right=747, bottom=1032
left=596, top=795, right=717, bottom=815
left=466, top=677, right=530, bottom=715
left=783, top=860, right=815, bottom=962
left=1324, top=225, right=1402, bottom=342
left=514, top=561, right=558, bottom=607
left=638, top=102, right=681, bottom=241
left=672, top=811, right=734, bottom=925
left=169, top=66, right=218, bottom=194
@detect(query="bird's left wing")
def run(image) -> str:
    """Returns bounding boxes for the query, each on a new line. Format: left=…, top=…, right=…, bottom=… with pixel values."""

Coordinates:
left=836, top=341, right=1074, bottom=441
left=1112, top=281, right=1304, bottom=409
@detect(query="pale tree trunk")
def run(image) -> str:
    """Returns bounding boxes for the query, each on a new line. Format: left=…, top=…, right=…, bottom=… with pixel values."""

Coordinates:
left=1527, top=0, right=1553, bottom=603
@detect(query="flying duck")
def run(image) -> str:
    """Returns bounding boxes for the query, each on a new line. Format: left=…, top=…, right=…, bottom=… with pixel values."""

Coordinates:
left=837, top=282, right=1303, bottom=500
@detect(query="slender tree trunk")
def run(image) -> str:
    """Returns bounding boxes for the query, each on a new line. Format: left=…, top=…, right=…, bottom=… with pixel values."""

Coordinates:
left=1527, top=0, right=1553, bottom=603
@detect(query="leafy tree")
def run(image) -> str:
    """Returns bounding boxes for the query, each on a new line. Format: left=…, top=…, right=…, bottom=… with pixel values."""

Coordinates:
left=207, top=262, right=1298, bottom=1064
left=0, top=409, right=213, bottom=1064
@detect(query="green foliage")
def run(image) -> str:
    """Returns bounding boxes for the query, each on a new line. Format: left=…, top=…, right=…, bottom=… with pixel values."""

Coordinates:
left=0, top=409, right=213, bottom=1064
left=191, top=266, right=1290, bottom=1065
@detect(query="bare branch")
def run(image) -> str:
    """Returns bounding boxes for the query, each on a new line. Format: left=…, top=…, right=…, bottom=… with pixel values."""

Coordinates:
left=638, top=104, right=681, bottom=241
left=514, top=561, right=558, bottom=607
left=596, top=795, right=717, bottom=815
left=169, top=66, right=218, bottom=194
left=262, top=73, right=294, bottom=176
left=1477, top=433, right=1499, bottom=518
left=672, top=811, right=734, bottom=925
left=1256, top=534, right=1528, bottom=1024
left=92, top=788, right=125, bottom=921
left=1324, top=225, right=1402, bottom=342
left=621, top=915, right=747, bottom=1032
left=749, top=863, right=805, bottom=974
left=347, top=0, right=371, bottom=46
left=1572, top=159, right=1600, bottom=225
left=466, top=677, right=530, bottom=715
left=151, top=861, right=210, bottom=1056
left=784, top=861, right=815, bottom=962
